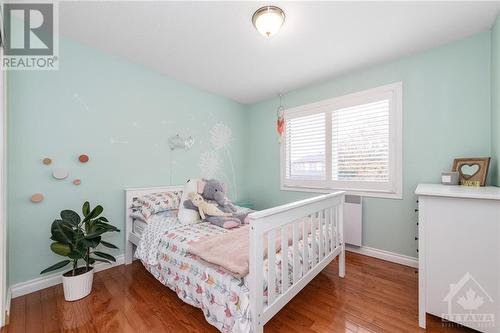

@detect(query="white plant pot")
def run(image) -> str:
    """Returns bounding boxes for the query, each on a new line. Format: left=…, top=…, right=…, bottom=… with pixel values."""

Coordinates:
left=61, top=267, right=94, bottom=301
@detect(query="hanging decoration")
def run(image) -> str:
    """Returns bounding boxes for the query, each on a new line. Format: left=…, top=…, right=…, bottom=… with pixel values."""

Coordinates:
left=276, top=93, right=285, bottom=143
left=168, top=134, right=195, bottom=151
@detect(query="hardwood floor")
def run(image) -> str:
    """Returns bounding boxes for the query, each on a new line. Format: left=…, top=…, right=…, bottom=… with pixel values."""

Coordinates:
left=4, top=252, right=475, bottom=333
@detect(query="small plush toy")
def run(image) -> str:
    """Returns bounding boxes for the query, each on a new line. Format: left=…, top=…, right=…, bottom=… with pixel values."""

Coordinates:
left=188, top=193, right=232, bottom=220
left=183, top=179, right=236, bottom=213
left=183, top=179, right=253, bottom=229
left=178, top=178, right=202, bottom=224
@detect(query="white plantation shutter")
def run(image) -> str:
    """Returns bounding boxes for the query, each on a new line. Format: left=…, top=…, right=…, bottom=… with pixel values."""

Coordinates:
left=285, top=113, right=325, bottom=180
left=332, top=100, right=390, bottom=182
left=281, top=82, right=402, bottom=198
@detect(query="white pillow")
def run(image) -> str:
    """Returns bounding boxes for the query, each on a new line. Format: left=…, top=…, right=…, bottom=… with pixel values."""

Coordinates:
left=178, top=179, right=201, bottom=224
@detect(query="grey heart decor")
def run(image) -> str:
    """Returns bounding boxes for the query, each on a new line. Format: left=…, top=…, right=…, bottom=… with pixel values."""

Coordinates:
left=460, top=164, right=480, bottom=179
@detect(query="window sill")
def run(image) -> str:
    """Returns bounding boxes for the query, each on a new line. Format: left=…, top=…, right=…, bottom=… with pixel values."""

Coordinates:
left=280, top=185, right=403, bottom=199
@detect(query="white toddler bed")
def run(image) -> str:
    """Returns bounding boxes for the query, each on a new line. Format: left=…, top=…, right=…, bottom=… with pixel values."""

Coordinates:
left=125, top=185, right=345, bottom=333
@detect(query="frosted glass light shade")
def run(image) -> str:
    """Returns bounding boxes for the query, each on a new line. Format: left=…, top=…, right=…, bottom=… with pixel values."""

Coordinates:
left=252, top=6, right=285, bottom=37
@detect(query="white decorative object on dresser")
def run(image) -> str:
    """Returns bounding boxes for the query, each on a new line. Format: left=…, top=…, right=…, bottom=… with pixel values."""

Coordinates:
left=416, top=184, right=500, bottom=333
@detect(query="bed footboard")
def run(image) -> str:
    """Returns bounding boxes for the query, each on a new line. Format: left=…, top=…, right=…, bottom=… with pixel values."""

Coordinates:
left=248, top=192, right=345, bottom=333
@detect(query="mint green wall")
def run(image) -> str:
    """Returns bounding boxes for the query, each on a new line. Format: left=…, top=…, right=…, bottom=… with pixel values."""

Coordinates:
left=246, top=32, right=492, bottom=258
left=7, top=30, right=496, bottom=286
left=492, top=16, right=500, bottom=186
left=7, top=39, right=249, bottom=285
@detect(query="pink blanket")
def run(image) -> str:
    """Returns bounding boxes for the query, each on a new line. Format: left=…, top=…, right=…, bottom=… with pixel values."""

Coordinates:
left=187, top=223, right=305, bottom=278
left=187, top=226, right=253, bottom=278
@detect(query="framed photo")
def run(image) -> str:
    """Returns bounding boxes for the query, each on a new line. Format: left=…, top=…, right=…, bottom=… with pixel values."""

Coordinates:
left=451, top=157, right=491, bottom=187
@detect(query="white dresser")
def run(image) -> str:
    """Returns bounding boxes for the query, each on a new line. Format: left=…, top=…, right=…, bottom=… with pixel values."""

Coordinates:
left=415, top=184, right=500, bottom=332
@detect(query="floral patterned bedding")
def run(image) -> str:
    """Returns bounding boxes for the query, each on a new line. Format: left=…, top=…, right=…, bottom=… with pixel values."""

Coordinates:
left=135, top=210, right=328, bottom=333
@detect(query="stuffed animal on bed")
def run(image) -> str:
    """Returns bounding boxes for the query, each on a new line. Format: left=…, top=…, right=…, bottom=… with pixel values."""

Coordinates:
left=198, top=179, right=237, bottom=213
left=184, top=179, right=235, bottom=212
left=188, top=192, right=241, bottom=229
left=188, top=193, right=232, bottom=219
left=178, top=178, right=202, bottom=224
left=183, top=179, right=254, bottom=228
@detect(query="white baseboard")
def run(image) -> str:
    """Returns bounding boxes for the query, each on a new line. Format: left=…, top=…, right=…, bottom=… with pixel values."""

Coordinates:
left=10, top=254, right=125, bottom=298
left=8, top=247, right=416, bottom=299
left=346, top=244, right=418, bottom=268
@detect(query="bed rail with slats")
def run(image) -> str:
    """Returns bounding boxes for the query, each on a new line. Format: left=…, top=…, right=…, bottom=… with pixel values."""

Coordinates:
left=248, top=191, right=345, bottom=333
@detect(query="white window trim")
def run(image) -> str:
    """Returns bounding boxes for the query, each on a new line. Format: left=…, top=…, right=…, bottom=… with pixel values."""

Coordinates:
left=280, top=82, right=403, bottom=199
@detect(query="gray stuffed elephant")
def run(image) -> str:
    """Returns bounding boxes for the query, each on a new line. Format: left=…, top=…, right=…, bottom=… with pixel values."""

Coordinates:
left=183, top=179, right=255, bottom=228
left=198, top=178, right=237, bottom=213
left=183, top=178, right=236, bottom=213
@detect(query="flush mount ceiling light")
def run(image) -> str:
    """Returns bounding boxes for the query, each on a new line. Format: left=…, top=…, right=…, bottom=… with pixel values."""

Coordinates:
left=252, top=6, right=285, bottom=37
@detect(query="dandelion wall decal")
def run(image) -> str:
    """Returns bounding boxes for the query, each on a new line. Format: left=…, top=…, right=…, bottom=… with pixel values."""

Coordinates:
left=207, top=123, right=238, bottom=200
left=210, top=123, right=232, bottom=150
left=199, top=151, right=220, bottom=179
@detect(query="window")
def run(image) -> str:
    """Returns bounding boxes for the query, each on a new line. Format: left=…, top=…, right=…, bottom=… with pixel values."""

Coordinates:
left=285, top=113, right=325, bottom=180
left=281, top=82, right=402, bottom=198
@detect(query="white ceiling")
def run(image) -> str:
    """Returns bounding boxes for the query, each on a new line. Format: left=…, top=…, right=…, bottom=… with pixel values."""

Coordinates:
left=59, top=1, right=500, bottom=104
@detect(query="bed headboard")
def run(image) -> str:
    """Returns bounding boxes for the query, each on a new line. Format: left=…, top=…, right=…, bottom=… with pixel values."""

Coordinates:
left=124, top=185, right=184, bottom=264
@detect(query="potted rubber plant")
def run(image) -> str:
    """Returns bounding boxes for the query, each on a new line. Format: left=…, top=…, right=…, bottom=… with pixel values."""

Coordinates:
left=40, top=201, right=120, bottom=301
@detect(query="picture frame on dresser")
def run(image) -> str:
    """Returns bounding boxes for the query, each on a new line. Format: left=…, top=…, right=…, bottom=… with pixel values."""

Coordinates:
left=451, top=157, right=490, bottom=186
